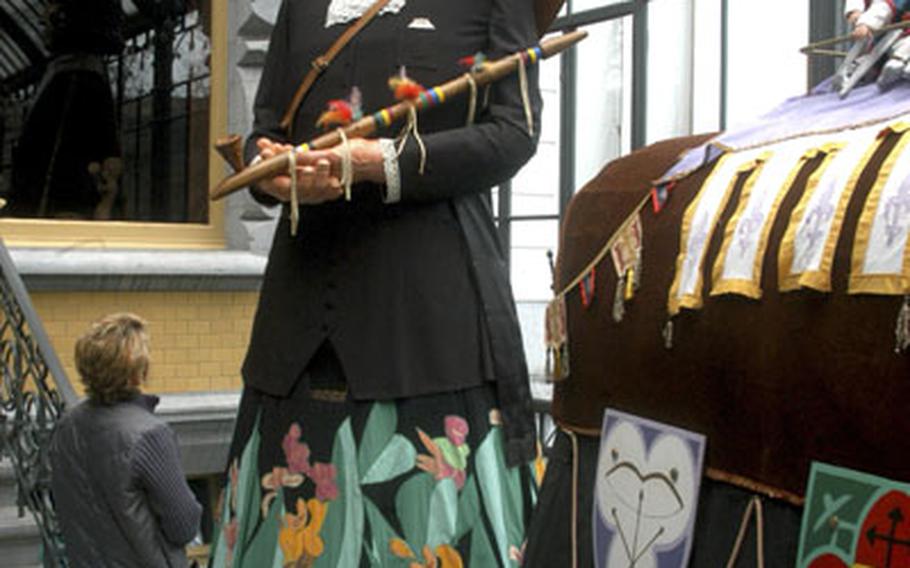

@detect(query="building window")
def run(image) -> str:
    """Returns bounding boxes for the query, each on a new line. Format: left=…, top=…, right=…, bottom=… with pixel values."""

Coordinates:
left=0, top=0, right=213, bottom=225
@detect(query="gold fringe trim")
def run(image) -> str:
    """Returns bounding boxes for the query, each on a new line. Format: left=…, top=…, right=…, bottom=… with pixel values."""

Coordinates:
left=849, top=123, right=910, bottom=295
left=710, top=151, right=774, bottom=299
left=778, top=142, right=853, bottom=291
left=668, top=153, right=758, bottom=315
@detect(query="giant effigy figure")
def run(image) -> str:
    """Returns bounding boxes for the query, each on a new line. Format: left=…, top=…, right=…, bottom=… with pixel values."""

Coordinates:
left=206, top=1, right=568, bottom=566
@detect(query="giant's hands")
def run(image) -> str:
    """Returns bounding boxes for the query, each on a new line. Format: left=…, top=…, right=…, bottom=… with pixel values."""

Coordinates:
left=253, top=137, right=386, bottom=204
left=295, top=137, right=386, bottom=186
left=253, top=138, right=343, bottom=204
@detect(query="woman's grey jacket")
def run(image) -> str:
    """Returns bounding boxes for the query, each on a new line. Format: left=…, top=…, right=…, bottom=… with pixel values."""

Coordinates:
left=49, top=394, right=202, bottom=568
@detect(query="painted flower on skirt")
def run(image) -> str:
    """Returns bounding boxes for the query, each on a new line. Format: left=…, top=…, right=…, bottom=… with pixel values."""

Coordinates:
left=416, top=415, right=471, bottom=490
left=223, top=518, right=238, bottom=554
left=509, top=541, right=527, bottom=565
left=534, top=440, right=547, bottom=487
left=309, top=462, right=339, bottom=502
left=261, top=466, right=304, bottom=517
left=444, top=416, right=469, bottom=446
left=277, top=422, right=339, bottom=501
left=282, top=423, right=312, bottom=475
left=279, top=498, right=329, bottom=566
left=222, top=459, right=240, bottom=562
left=229, top=459, right=239, bottom=512
left=390, top=538, right=464, bottom=568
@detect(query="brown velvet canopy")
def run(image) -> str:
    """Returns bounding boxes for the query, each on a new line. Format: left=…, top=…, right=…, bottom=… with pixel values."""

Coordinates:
left=551, top=132, right=910, bottom=501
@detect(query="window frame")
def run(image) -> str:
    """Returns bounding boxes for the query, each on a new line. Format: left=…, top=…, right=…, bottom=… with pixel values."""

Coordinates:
left=0, top=3, right=227, bottom=250
left=496, top=0, right=647, bottom=265
left=500, top=0, right=835, bottom=264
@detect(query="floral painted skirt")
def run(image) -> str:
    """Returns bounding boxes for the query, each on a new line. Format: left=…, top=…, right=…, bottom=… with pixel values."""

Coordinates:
left=210, top=360, right=538, bottom=567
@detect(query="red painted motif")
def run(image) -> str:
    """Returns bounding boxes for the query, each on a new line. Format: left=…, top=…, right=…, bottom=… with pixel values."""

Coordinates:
left=807, top=552, right=848, bottom=568
left=854, top=490, right=910, bottom=568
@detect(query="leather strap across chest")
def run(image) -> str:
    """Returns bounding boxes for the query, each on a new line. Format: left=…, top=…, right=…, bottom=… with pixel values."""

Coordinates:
left=280, top=0, right=393, bottom=134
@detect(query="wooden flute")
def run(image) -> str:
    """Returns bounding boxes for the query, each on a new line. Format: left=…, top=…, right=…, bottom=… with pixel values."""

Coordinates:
left=211, top=29, right=587, bottom=201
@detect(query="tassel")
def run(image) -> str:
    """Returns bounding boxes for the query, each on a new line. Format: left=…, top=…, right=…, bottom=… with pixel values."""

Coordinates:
left=396, top=106, right=427, bottom=175
left=895, top=295, right=910, bottom=354
left=579, top=267, right=596, bottom=309
left=287, top=150, right=299, bottom=236
left=612, top=274, right=626, bottom=323
left=336, top=128, right=354, bottom=201
left=465, top=73, right=478, bottom=126
left=545, top=296, right=570, bottom=381
left=547, top=343, right=571, bottom=382
left=662, top=318, right=674, bottom=350
left=624, top=267, right=635, bottom=301
left=610, top=212, right=643, bottom=305
left=517, top=54, right=534, bottom=136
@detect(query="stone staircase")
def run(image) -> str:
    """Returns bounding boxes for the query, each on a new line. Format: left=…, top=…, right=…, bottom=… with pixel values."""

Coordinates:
left=0, top=459, right=42, bottom=567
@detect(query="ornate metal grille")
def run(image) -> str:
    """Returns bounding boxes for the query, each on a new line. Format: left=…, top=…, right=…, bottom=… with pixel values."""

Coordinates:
left=0, top=237, right=77, bottom=566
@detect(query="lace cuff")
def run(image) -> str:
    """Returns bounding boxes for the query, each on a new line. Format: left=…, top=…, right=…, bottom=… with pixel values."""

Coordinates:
left=379, top=138, right=401, bottom=204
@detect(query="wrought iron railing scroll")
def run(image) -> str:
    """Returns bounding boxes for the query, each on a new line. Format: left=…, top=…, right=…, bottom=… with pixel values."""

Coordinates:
left=0, top=237, right=78, bottom=567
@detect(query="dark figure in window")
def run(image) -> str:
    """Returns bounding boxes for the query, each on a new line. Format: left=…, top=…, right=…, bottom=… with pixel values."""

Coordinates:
left=5, top=0, right=123, bottom=220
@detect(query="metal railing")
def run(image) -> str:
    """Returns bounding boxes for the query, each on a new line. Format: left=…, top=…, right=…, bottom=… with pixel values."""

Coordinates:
left=0, top=237, right=77, bottom=567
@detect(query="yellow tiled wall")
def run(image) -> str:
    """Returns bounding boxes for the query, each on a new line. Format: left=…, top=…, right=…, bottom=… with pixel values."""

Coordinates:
left=31, top=290, right=258, bottom=394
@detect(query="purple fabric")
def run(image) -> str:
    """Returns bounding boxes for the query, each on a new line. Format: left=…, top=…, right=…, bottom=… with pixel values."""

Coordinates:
left=656, top=80, right=910, bottom=184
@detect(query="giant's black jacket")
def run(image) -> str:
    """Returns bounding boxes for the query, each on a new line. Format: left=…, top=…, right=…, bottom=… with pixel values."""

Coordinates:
left=242, top=0, right=541, bottom=465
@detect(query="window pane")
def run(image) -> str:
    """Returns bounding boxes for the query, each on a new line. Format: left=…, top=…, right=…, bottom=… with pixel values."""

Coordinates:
left=511, top=52, right=561, bottom=217
left=690, top=0, right=723, bottom=133
left=574, top=16, right=632, bottom=190
left=725, top=0, right=809, bottom=126
left=510, top=219, right=560, bottom=302
left=0, top=1, right=212, bottom=223
left=510, top=218, right=559, bottom=379
left=647, top=0, right=693, bottom=144
left=517, top=299, right=551, bottom=381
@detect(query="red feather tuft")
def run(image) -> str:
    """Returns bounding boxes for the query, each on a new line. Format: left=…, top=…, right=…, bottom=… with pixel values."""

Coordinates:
left=394, top=82, right=424, bottom=101
left=388, top=71, right=425, bottom=101
left=315, top=99, right=354, bottom=130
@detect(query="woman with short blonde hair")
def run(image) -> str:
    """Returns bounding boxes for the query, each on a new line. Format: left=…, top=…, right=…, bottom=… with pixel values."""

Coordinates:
left=51, top=313, right=201, bottom=567
left=74, top=312, right=149, bottom=404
